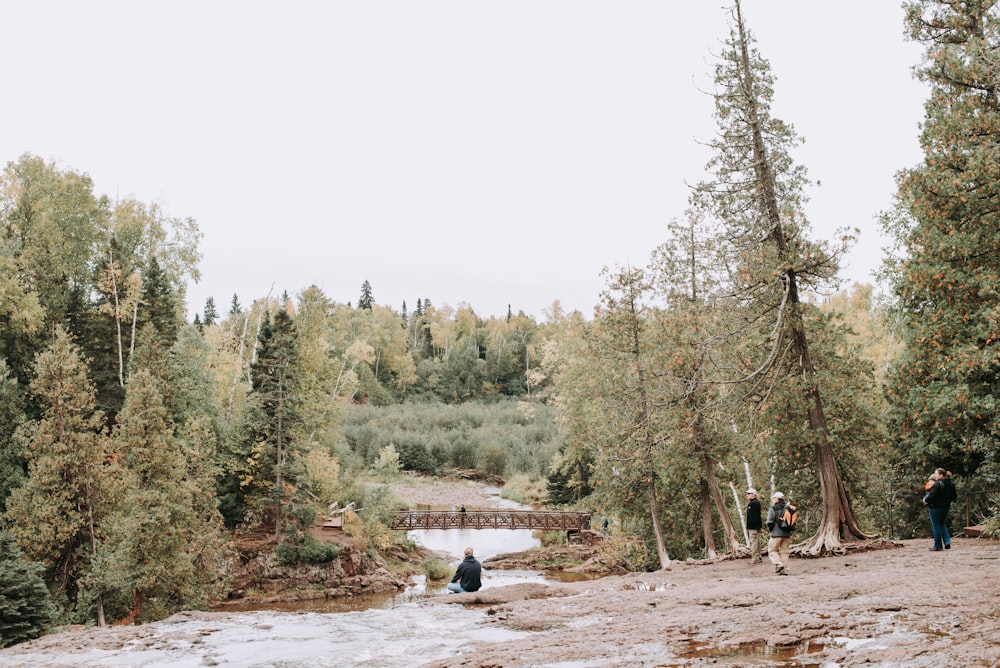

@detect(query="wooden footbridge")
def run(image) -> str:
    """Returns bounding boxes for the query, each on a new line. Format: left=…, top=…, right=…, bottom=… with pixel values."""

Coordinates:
left=392, top=509, right=591, bottom=535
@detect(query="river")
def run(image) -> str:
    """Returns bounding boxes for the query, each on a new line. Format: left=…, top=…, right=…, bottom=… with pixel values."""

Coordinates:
left=5, top=492, right=568, bottom=667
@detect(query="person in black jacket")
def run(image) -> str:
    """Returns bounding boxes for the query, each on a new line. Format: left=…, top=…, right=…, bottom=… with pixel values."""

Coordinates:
left=746, top=488, right=763, bottom=564
left=925, top=468, right=958, bottom=551
left=446, top=547, right=482, bottom=593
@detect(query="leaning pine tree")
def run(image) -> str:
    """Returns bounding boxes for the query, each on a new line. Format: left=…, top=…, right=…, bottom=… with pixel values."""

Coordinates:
left=694, top=0, right=872, bottom=553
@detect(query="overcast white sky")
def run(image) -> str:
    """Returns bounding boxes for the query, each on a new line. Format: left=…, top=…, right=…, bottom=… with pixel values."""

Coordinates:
left=2, top=2, right=928, bottom=321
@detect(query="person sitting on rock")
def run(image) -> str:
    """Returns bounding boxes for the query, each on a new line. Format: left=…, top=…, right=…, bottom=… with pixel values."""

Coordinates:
left=446, top=547, right=482, bottom=593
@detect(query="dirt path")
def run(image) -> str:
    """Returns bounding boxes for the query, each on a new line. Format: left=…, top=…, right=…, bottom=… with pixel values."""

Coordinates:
left=429, top=537, right=1000, bottom=667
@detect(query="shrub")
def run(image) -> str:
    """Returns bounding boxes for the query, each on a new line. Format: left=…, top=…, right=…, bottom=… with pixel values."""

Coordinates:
left=276, top=536, right=342, bottom=565
left=421, top=558, right=453, bottom=581
left=502, top=473, right=548, bottom=505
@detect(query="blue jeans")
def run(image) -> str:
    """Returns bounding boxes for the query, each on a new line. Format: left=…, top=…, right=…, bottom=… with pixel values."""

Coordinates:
left=446, top=582, right=466, bottom=594
left=928, top=508, right=950, bottom=550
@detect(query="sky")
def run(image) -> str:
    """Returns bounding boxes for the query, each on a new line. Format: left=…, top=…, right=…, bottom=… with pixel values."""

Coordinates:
left=2, top=2, right=929, bottom=321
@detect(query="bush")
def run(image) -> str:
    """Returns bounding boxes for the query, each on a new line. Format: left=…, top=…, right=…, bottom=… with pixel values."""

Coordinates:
left=502, top=473, right=548, bottom=505
left=276, top=536, right=342, bottom=565
left=421, top=558, right=453, bottom=581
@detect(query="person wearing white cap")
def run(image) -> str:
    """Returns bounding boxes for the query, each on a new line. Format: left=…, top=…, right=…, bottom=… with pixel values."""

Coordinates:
left=765, top=491, right=791, bottom=575
left=745, top=488, right=763, bottom=564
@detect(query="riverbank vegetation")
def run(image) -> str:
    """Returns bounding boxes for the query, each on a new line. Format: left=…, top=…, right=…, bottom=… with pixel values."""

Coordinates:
left=1, top=0, right=999, bottom=646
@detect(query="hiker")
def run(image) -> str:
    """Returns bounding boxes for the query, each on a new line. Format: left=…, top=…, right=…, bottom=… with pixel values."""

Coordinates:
left=766, top=492, right=791, bottom=575
left=601, top=518, right=609, bottom=536
left=746, top=488, right=763, bottom=564
left=446, top=547, right=482, bottom=593
left=925, top=468, right=958, bottom=551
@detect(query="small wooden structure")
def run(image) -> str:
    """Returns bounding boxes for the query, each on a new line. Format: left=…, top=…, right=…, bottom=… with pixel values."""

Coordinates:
left=392, top=510, right=590, bottom=541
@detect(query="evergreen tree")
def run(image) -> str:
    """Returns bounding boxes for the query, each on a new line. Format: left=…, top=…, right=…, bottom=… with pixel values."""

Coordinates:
left=358, top=280, right=374, bottom=310
left=884, top=1, right=1000, bottom=479
left=692, top=1, right=869, bottom=553
left=203, top=296, right=218, bottom=327
left=0, top=359, right=26, bottom=512
left=4, top=328, right=110, bottom=623
left=0, top=531, right=54, bottom=647
left=229, top=294, right=242, bottom=317
left=247, top=309, right=302, bottom=538
left=85, top=369, right=225, bottom=623
left=136, top=256, right=179, bottom=347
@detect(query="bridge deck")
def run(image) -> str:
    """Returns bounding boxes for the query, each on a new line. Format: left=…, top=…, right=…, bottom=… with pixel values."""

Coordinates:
left=392, top=510, right=590, bottom=531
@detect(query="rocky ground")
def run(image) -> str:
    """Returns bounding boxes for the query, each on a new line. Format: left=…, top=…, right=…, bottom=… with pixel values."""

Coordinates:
left=428, top=537, right=1000, bottom=667
left=4, top=478, right=999, bottom=667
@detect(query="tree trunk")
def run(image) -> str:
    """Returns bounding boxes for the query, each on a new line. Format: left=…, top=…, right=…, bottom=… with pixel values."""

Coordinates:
left=701, top=451, right=744, bottom=554
left=227, top=314, right=249, bottom=417
left=700, top=478, right=717, bottom=559
left=647, top=474, right=671, bottom=569
left=108, top=247, right=125, bottom=388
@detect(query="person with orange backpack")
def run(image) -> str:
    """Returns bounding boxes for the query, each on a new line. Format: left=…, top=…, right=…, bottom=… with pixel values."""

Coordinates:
left=766, top=491, right=797, bottom=575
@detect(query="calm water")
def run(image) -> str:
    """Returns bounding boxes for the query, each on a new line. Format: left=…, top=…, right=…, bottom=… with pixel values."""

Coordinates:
left=221, top=488, right=553, bottom=615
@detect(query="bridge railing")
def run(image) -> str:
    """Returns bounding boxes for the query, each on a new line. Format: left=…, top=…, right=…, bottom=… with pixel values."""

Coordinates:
left=392, top=510, right=591, bottom=532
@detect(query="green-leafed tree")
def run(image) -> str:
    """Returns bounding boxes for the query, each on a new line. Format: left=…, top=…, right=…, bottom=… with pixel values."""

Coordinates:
left=566, top=266, right=674, bottom=568
left=884, top=1, right=1000, bottom=484
left=4, top=328, right=110, bottom=625
left=0, top=154, right=103, bottom=385
left=0, top=531, right=54, bottom=647
left=693, top=1, right=868, bottom=554
left=649, top=215, right=744, bottom=558
left=166, top=324, right=219, bottom=428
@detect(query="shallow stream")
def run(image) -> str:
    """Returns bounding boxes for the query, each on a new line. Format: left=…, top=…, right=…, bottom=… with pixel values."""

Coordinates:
left=10, top=492, right=578, bottom=666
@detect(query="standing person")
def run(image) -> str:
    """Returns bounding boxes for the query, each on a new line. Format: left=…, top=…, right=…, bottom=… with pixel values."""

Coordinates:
left=925, top=468, right=958, bottom=551
left=766, top=492, right=791, bottom=575
left=601, top=518, right=609, bottom=536
left=745, top=488, right=763, bottom=564
left=446, top=547, right=482, bottom=593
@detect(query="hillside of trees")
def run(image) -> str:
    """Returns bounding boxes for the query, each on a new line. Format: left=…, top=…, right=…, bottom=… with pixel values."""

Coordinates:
left=2, top=0, right=999, bottom=646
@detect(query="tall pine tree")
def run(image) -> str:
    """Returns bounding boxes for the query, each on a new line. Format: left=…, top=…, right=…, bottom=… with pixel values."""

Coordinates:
left=5, top=328, right=111, bottom=623
left=885, top=1, right=1000, bottom=480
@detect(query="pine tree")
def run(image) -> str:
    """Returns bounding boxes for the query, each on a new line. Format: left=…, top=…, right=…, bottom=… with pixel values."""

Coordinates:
left=0, top=359, right=26, bottom=513
left=358, top=280, right=374, bottom=310
left=85, top=369, right=225, bottom=623
left=0, top=531, right=54, bottom=647
left=136, top=256, right=179, bottom=347
left=248, top=309, right=302, bottom=538
left=5, top=328, right=111, bottom=623
left=884, top=1, right=1000, bottom=479
left=203, top=297, right=218, bottom=327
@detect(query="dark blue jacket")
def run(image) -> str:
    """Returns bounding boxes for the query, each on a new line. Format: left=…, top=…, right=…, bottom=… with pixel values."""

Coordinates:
left=451, top=555, right=482, bottom=592
left=926, top=478, right=957, bottom=510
